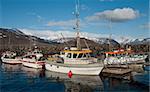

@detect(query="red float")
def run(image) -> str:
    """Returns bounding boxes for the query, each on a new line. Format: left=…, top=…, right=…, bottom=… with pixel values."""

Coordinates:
left=68, top=70, right=73, bottom=78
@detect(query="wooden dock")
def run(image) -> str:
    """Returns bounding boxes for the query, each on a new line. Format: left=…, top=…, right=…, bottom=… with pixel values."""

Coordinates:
left=143, top=62, right=150, bottom=66
left=105, top=64, right=129, bottom=68
left=104, top=63, right=145, bottom=72
left=102, top=68, right=131, bottom=75
left=101, top=68, right=132, bottom=80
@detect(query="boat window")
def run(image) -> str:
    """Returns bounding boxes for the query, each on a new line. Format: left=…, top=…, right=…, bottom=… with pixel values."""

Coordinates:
left=78, top=53, right=82, bottom=58
left=109, top=54, right=112, bottom=56
left=82, top=54, right=86, bottom=58
left=4, top=55, right=9, bottom=58
left=61, top=52, right=65, bottom=55
left=86, top=53, right=91, bottom=57
left=73, top=53, right=77, bottom=58
left=89, top=53, right=93, bottom=57
left=67, top=53, right=71, bottom=58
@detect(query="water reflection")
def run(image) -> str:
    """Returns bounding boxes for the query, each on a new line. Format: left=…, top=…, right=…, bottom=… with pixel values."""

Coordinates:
left=1, top=63, right=149, bottom=92
left=45, top=71, right=104, bottom=92
left=1, top=63, right=21, bottom=72
left=21, top=66, right=45, bottom=78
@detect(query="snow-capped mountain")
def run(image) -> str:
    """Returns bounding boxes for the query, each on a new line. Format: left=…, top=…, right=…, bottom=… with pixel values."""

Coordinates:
left=52, top=37, right=75, bottom=43
left=92, top=38, right=120, bottom=45
left=52, top=37, right=120, bottom=46
left=127, top=38, right=150, bottom=45
left=0, top=28, right=58, bottom=49
left=6, top=28, right=25, bottom=35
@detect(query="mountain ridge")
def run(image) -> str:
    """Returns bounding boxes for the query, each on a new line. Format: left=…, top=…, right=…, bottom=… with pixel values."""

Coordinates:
left=0, top=28, right=149, bottom=53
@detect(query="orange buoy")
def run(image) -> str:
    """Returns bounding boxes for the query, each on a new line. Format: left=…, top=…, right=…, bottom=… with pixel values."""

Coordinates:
left=68, top=70, right=73, bottom=78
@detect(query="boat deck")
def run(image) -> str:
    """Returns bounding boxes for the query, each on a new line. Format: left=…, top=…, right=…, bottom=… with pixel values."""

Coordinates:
left=45, top=60, right=104, bottom=68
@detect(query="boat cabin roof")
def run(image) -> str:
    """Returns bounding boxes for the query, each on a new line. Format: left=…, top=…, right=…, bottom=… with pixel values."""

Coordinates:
left=63, top=49, right=92, bottom=54
left=105, top=49, right=132, bottom=55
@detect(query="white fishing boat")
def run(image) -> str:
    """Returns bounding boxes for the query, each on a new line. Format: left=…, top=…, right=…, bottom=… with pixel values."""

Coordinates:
left=22, top=49, right=45, bottom=69
left=104, top=48, right=147, bottom=65
left=1, top=51, right=22, bottom=64
left=46, top=48, right=104, bottom=75
left=45, top=1, right=104, bottom=75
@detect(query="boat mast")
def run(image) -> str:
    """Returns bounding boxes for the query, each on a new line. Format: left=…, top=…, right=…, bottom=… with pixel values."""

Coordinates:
left=8, top=31, right=12, bottom=50
left=75, top=0, right=81, bottom=50
left=108, top=17, right=112, bottom=51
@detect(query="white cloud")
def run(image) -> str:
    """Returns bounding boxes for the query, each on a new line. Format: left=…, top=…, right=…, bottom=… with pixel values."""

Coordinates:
left=85, top=7, right=139, bottom=22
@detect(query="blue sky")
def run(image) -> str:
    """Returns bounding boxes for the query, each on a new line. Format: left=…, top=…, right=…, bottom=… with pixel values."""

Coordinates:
left=0, top=0, right=149, bottom=41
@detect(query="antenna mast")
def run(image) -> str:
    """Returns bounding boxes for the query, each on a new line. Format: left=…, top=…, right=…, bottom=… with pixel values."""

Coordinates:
left=108, top=17, right=112, bottom=51
left=75, top=0, right=81, bottom=50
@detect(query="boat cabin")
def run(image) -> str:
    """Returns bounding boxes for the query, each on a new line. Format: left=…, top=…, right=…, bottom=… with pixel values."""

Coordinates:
left=2, top=51, right=17, bottom=59
left=105, top=49, right=133, bottom=58
left=60, top=47, right=97, bottom=64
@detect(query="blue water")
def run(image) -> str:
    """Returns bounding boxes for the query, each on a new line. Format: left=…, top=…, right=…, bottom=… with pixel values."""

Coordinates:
left=0, top=63, right=149, bottom=92
left=143, top=66, right=150, bottom=71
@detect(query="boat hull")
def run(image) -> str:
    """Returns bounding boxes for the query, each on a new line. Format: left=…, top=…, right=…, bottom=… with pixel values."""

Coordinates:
left=22, top=61, right=45, bottom=69
left=45, top=62, right=103, bottom=75
left=1, top=58, right=22, bottom=65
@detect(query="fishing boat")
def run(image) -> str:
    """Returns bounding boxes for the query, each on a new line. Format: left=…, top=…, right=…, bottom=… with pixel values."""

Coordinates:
left=1, top=51, right=22, bottom=64
left=45, top=1, right=104, bottom=75
left=21, top=49, right=45, bottom=69
left=104, top=48, right=147, bottom=65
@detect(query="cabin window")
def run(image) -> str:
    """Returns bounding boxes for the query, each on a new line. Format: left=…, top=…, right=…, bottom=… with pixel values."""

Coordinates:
left=67, top=53, right=71, bottom=58
left=73, top=54, right=77, bottom=58
left=89, top=53, right=93, bottom=57
left=82, top=54, right=86, bottom=58
left=108, top=54, right=112, bottom=57
left=112, top=54, right=114, bottom=57
left=78, top=53, right=83, bottom=58
left=86, top=53, right=91, bottom=57
left=60, top=52, right=65, bottom=55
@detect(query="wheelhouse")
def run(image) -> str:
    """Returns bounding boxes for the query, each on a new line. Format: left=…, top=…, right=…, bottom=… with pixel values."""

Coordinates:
left=62, top=49, right=92, bottom=59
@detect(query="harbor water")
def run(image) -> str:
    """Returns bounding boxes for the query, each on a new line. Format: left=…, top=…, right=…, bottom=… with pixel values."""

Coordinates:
left=0, top=63, right=149, bottom=92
